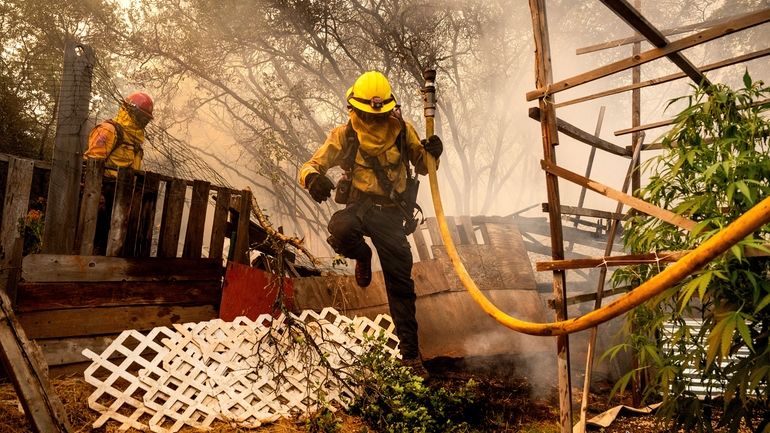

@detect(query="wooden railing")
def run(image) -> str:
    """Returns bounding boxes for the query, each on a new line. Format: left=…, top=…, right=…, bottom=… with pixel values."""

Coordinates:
left=0, top=154, right=264, bottom=267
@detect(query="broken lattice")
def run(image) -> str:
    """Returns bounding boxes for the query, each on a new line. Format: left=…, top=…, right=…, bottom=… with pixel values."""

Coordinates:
left=82, top=308, right=399, bottom=432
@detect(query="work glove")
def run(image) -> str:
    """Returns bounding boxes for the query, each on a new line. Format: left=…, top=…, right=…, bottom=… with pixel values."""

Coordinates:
left=421, top=135, right=443, bottom=159
left=306, top=172, right=335, bottom=203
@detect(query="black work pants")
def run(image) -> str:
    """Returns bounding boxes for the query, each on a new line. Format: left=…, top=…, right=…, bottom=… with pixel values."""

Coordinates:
left=327, top=202, right=419, bottom=359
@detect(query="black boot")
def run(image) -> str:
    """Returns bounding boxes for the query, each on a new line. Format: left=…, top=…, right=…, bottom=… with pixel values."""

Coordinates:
left=354, top=244, right=372, bottom=287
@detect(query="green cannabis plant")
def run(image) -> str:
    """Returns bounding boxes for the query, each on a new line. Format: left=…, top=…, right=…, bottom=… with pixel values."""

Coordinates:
left=610, top=72, right=770, bottom=433
left=349, top=334, right=479, bottom=433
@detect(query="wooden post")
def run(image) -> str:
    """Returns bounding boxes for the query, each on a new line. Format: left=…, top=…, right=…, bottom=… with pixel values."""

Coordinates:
left=106, top=167, right=134, bottom=257
left=232, top=189, right=251, bottom=264
left=574, top=107, right=606, bottom=228
left=631, top=0, right=642, bottom=197
left=528, top=1, right=573, bottom=432
left=136, top=173, right=160, bottom=257
left=631, top=0, right=644, bottom=407
left=1, top=158, right=34, bottom=266
left=576, top=134, right=643, bottom=433
left=0, top=289, right=72, bottom=433
left=157, top=179, right=187, bottom=258
left=182, top=180, right=210, bottom=258
left=43, top=41, right=94, bottom=254
left=209, top=188, right=231, bottom=260
left=76, top=159, right=104, bottom=255
left=411, top=225, right=431, bottom=261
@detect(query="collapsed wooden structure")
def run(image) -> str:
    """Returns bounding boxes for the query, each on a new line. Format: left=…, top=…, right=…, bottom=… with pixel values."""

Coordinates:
left=527, top=1, right=770, bottom=432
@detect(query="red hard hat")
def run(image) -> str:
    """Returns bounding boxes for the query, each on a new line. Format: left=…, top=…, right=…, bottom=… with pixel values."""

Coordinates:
left=124, top=91, right=154, bottom=119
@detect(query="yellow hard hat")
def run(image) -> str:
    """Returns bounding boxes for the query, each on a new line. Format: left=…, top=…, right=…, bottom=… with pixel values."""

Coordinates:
left=347, top=71, right=397, bottom=113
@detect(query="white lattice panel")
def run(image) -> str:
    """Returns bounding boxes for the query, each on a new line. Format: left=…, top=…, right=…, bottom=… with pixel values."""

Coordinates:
left=82, top=308, right=399, bottom=432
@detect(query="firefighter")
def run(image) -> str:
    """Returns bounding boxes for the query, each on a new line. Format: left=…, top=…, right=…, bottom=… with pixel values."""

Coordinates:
left=84, top=91, right=154, bottom=254
left=299, top=71, right=443, bottom=377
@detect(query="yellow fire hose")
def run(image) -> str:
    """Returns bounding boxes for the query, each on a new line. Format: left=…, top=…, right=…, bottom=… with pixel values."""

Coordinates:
left=420, top=69, right=770, bottom=337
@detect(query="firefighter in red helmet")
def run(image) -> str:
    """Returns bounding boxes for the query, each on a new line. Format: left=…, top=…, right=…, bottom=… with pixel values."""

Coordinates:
left=84, top=91, right=154, bottom=254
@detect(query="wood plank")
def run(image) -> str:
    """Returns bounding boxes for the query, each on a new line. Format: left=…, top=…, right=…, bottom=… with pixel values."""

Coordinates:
left=541, top=160, right=697, bottom=231
left=528, top=1, right=573, bottom=430
left=536, top=251, right=687, bottom=271
left=136, top=172, right=160, bottom=258
left=21, top=255, right=224, bottom=282
left=576, top=10, right=759, bottom=54
left=232, top=189, right=251, bottom=264
left=106, top=167, right=134, bottom=257
left=0, top=153, right=51, bottom=170
left=529, top=107, right=629, bottom=157
left=36, top=334, right=118, bottom=366
left=547, top=285, right=632, bottom=309
left=16, top=280, right=222, bottom=312
left=76, top=159, right=104, bottom=255
left=183, top=180, right=210, bottom=259
left=444, top=215, right=462, bottom=245
left=575, top=107, right=605, bottom=227
left=157, top=178, right=187, bottom=258
left=542, top=203, right=625, bottom=221
left=43, top=43, right=94, bottom=256
left=556, top=47, right=770, bottom=108
left=483, top=222, right=538, bottom=290
left=1, top=157, right=34, bottom=264
left=600, top=0, right=710, bottom=86
left=0, top=288, right=71, bottom=432
left=615, top=99, right=770, bottom=136
left=411, top=225, right=431, bottom=261
left=526, top=8, right=770, bottom=101
left=209, top=188, right=231, bottom=260
left=18, top=305, right=218, bottom=339
left=123, top=172, right=146, bottom=257
left=425, top=217, right=443, bottom=246
left=459, top=215, right=477, bottom=245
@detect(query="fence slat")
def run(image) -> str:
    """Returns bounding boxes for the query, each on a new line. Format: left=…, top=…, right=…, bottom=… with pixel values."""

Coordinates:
left=123, top=173, right=146, bottom=257
left=77, top=159, right=104, bottom=255
left=106, top=167, right=134, bottom=257
left=209, top=189, right=231, bottom=260
left=183, top=180, right=210, bottom=258
left=136, top=173, right=160, bottom=257
left=411, top=226, right=431, bottom=261
left=157, top=179, right=187, bottom=258
left=459, top=216, right=476, bottom=245
left=232, top=190, right=251, bottom=264
left=1, top=157, right=34, bottom=264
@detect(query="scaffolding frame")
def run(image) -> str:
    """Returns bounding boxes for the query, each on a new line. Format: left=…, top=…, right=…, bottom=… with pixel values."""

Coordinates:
left=526, top=1, right=770, bottom=432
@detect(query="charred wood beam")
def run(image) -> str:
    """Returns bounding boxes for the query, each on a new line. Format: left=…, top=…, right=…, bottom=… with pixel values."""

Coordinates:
left=599, top=0, right=710, bottom=86
left=529, top=107, right=630, bottom=157
left=556, top=47, right=770, bottom=109
left=526, top=8, right=770, bottom=101
left=540, top=160, right=697, bottom=231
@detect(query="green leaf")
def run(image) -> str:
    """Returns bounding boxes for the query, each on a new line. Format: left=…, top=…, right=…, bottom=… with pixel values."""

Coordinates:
left=743, top=69, right=752, bottom=88
left=735, top=180, right=752, bottom=202
left=735, top=317, right=754, bottom=352
left=755, top=293, right=770, bottom=313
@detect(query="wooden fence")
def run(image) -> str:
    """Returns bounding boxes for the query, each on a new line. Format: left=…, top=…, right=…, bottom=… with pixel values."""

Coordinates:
left=0, top=153, right=271, bottom=377
left=0, top=154, right=261, bottom=269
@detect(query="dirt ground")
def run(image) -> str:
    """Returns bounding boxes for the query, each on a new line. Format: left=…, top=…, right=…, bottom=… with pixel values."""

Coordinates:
left=0, top=358, right=758, bottom=433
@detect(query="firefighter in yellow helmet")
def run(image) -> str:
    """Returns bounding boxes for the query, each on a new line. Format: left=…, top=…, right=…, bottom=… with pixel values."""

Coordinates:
left=299, top=71, right=443, bottom=377
left=84, top=91, right=154, bottom=254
